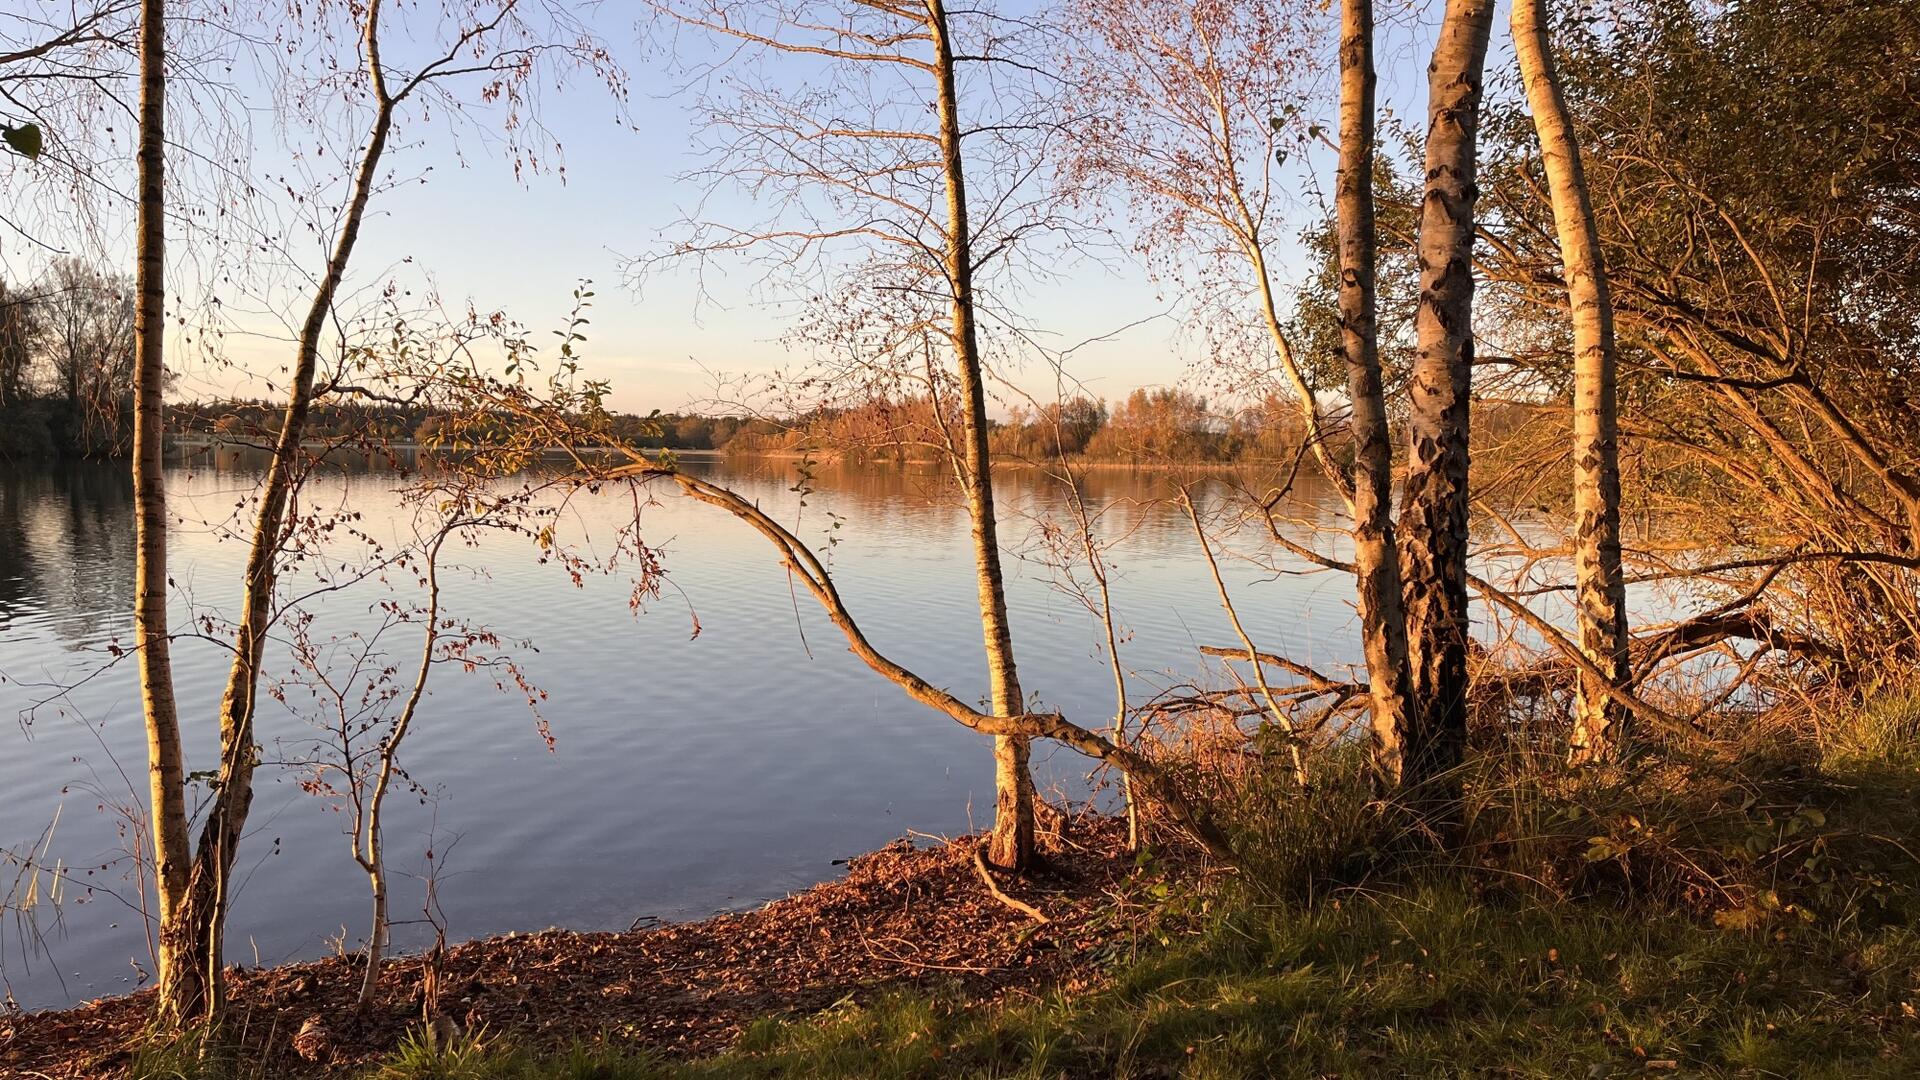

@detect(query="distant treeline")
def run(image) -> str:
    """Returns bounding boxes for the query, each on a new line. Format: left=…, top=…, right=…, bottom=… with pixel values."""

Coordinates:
left=727, top=389, right=1310, bottom=465
left=731, top=388, right=1545, bottom=468
left=167, top=399, right=785, bottom=451
left=161, top=388, right=1314, bottom=464
left=164, top=386, right=1547, bottom=468
left=0, top=260, right=137, bottom=460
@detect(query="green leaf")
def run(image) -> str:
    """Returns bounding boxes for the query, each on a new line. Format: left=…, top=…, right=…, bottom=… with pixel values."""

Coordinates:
left=1584, top=837, right=1623, bottom=862
left=3, top=123, right=43, bottom=160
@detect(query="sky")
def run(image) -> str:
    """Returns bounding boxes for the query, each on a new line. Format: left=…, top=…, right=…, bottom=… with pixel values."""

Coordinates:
left=3, top=0, right=1481, bottom=417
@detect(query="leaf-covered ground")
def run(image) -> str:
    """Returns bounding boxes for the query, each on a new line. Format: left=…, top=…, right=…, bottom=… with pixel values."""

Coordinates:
left=1, top=817, right=1174, bottom=1077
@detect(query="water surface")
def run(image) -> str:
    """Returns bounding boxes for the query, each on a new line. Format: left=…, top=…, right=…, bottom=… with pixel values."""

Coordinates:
left=0, top=457, right=1363, bottom=1010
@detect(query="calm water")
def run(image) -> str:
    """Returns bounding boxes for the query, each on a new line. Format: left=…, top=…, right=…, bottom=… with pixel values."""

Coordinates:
left=0, top=457, right=1369, bottom=1010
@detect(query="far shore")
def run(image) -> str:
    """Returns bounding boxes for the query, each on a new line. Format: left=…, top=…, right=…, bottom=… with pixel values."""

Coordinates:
left=139, top=438, right=1330, bottom=474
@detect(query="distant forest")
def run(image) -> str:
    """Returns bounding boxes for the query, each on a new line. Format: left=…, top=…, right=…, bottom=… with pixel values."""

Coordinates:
left=163, top=387, right=1415, bottom=466
left=165, top=399, right=780, bottom=454
left=19, top=377, right=1441, bottom=468
left=0, top=259, right=138, bottom=459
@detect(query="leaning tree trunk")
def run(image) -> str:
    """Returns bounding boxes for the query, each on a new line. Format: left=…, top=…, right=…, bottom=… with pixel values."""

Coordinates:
left=1511, top=0, right=1631, bottom=764
left=132, top=0, right=202, bottom=1026
left=927, top=0, right=1034, bottom=870
left=1399, top=0, right=1495, bottom=802
left=603, top=460, right=1235, bottom=861
left=175, top=3, right=399, bottom=1019
left=1337, top=0, right=1416, bottom=788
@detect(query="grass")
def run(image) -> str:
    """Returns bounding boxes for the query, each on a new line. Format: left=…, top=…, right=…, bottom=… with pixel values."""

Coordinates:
left=139, top=695, right=1920, bottom=1079
left=1819, top=687, right=1920, bottom=772
left=347, top=880, right=1920, bottom=1078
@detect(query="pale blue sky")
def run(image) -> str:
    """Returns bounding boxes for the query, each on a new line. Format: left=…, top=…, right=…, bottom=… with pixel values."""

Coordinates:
left=6, top=0, right=1487, bottom=415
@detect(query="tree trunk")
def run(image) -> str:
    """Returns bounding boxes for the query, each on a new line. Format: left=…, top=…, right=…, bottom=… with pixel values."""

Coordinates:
left=926, top=0, right=1033, bottom=870
left=359, top=529, right=443, bottom=1005
left=175, top=3, right=398, bottom=1018
left=132, top=0, right=202, bottom=1027
left=1511, top=0, right=1631, bottom=764
left=1337, top=0, right=1416, bottom=788
left=1077, top=497, right=1137, bottom=848
left=1399, top=0, right=1494, bottom=800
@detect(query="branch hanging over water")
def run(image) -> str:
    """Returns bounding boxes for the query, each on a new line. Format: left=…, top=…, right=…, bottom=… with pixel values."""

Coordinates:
left=1196, top=646, right=1360, bottom=699
left=600, top=459, right=1234, bottom=862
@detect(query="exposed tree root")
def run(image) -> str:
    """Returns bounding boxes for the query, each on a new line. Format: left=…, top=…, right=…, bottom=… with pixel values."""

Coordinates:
left=973, top=843, right=1049, bottom=924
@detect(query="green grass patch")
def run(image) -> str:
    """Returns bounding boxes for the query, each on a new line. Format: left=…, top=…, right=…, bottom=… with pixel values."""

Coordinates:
left=360, top=879, right=1920, bottom=1078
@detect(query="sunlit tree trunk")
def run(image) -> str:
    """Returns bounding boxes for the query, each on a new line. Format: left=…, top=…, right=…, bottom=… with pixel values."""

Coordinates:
left=1511, top=0, right=1631, bottom=764
left=175, top=1, right=398, bottom=1017
left=132, top=0, right=200, bottom=1027
left=1399, top=0, right=1494, bottom=799
left=1337, top=0, right=1415, bottom=787
left=927, top=0, right=1033, bottom=870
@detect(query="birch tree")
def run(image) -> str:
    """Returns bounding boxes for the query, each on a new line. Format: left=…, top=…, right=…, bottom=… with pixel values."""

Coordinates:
left=1509, top=0, right=1630, bottom=763
left=408, top=302, right=1238, bottom=865
left=1334, top=0, right=1415, bottom=785
left=1060, top=0, right=1332, bottom=480
left=1398, top=0, right=1495, bottom=799
left=644, top=0, right=1072, bottom=869
left=133, top=0, right=617, bottom=1024
left=276, top=480, right=538, bottom=1007
left=130, top=0, right=194, bottom=1028
left=1062, top=0, right=1424, bottom=779
left=1466, top=0, right=1920, bottom=725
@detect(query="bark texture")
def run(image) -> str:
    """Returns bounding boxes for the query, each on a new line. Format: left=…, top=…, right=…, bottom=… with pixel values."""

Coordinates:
left=1399, top=0, right=1494, bottom=797
left=1511, top=0, right=1631, bottom=763
left=926, top=0, right=1034, bottom=870
left=1336, top=0, right=1416, bottom=788
left=132, top=0, right=200, bottom=1026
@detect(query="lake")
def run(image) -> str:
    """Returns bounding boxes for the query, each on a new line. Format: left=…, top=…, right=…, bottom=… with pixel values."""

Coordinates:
left=0, top=456, right=1372, bottom=1011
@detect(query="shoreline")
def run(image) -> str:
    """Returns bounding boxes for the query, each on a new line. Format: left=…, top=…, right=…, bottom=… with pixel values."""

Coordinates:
left=0, top=816, right=1161, bottom=1077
